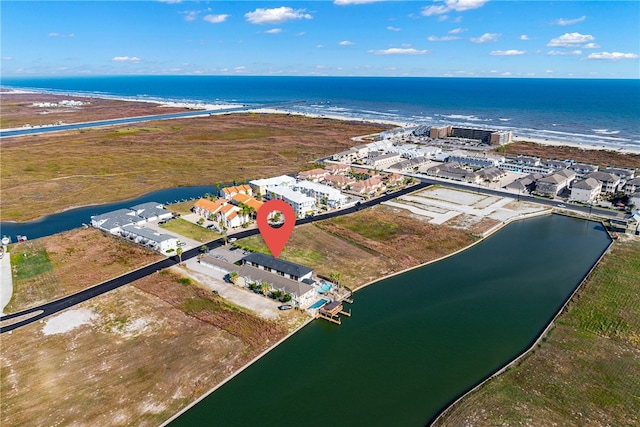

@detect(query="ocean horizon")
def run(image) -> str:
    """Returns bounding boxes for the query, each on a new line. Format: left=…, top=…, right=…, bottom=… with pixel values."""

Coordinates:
left=2, top=76, right=639, bottom=150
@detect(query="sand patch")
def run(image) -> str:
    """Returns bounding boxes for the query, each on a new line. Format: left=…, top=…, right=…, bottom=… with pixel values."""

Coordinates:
left=42, top=308, right=96, bottom=335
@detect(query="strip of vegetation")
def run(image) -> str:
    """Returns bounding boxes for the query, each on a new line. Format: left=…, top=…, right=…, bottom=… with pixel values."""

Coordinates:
left=434, top=237, right=640, bottom=426
left=159, top=218, right=221, bottom=243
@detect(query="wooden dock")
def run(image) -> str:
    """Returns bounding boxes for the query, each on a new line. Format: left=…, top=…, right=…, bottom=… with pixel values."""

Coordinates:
left=316, top=300, right=352, bottom=325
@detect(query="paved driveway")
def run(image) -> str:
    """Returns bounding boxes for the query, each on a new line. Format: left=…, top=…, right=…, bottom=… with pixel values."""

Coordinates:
left=181, top=258, right=281, bottom=319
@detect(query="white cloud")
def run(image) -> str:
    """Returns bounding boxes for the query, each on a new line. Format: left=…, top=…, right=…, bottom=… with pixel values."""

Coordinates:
left=548, top=50, right=582, bottom=56
left=265, top=28, right=283, bottom=34
left=48, top=32, right=75, bottom=38
left=316, top=44, right=324, bottom=48
left=369, top=48, right=429, bottom=55
left=112, top=56, right=141, bottom=63
left=449, top=27, right=467, bottom=34
left=553, top=15, right=586, bottom=26
left=158, top=0, right=182, bottom=3
left=583, top=43, right=600, bottom=49
left=422, top=0, right=488, bottom=16
left=387, top=26, right=401, bottom=31
left=586, top=52, right=639, bottom=60
left=234, top=66, right=246, bottom=72
left=547, top=32, right=594, bottom=47
left=296, top=32, right=306, bottom=36
left=427, top=36, right=459, bottom=41
left=203, top=14, right=229, bottom=24
left=520, top=34, right=529, bottom=41
left=183, top=11, right=198, bottom=21
left=339, top=40, right=354, bottom=46
left=334, top=0, right=383, bottom=4
left=490, top=49, right=526, bottom=56
left=245, top=7, right=312, bottom=25
left=470, top=33, right=499, bottom=43
left=1, top=56, right=13, bottom=61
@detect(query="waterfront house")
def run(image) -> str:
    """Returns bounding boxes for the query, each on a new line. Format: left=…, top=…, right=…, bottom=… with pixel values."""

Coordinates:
left=118, top=226, right=178, bottom=253
left=242, top=252, right=314, bottom=282
left=193, top=198, right=226, bottom=219
left=217, top=204, right=244, bottom=229
left=504, top=173, right=543, bottom=193
left=230, top=193, right=263, bottom=213
left=540, top=159, right=570, bottom=170
left=569, top=163, right=599, bottom=177
left=570, top=178, right=602, bottom=203
left=446, top=152, right=504, bottom=169
left=293, top=180, right=349, bottom=209
left=219, top=184, right=253, bottom=200
left=602, top=167, right=635, bottom=186
left=91, top=202, right=172, bottom=234
left=479, top=167, right=507, bottom=182
left=249, top=175, right=296, bottom=197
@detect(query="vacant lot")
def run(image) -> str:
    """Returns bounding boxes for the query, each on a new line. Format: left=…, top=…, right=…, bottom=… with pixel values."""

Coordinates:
left=0, top=269, right=288, bottom=427
left=496, top=141, right=640, bottom=170
left=4, top=228, right=163, bottom=313
left=0, top=92, right=189, bottom=129
left=1, top=112, right=388, bottom=222
left=236, top=204, right=478, bottom=290
left=435, top=236, right=640, bottom=427
left=160, top=218, right=221, bottom=243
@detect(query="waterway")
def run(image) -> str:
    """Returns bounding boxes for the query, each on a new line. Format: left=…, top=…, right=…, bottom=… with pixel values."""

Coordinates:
left=168, top=215, right=611, bottom=426
left=0, top=185, right=216, bottom=241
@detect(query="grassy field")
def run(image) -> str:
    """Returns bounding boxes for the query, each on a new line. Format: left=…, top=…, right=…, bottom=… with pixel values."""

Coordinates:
left=236, top=204, right=478, bottom=289
left=1, top=112, right=388, bottom=222
left=495, top=141, right=640, bottom=169
left=434, top=236, right=640, bottom=426
left=0, top=269, right=288, bottom=427
left=159, top=218, right=221, bottom=243
left=4, top=228, right=163, bottom=313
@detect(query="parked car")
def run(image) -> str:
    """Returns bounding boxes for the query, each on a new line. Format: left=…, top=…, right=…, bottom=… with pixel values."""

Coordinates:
left=278, top=304, right=292, bottom=311
left=211, top=290, right=219, bottom=296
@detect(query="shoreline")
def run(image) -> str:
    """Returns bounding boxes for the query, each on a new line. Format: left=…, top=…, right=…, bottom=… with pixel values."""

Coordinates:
left=159, top=207, right=554, bottom=426
left=3, top=87, right=639, bottom=154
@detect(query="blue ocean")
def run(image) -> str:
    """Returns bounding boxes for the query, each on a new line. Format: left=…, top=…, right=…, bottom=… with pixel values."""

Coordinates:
left=2, top=76, right=640, bottom=148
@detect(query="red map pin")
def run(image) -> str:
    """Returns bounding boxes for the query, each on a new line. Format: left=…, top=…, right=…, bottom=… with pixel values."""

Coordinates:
left=256, top=199, right=296, bottom=259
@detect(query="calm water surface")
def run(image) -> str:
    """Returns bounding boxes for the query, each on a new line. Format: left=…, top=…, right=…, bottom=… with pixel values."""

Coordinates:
left=170, top=215, right=611, bottom=426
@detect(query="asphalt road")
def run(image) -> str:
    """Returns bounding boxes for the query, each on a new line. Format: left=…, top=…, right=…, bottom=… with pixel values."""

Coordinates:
left=0, top=178, right=621, bottom=333
left=0, top=182, right=429, bottom=333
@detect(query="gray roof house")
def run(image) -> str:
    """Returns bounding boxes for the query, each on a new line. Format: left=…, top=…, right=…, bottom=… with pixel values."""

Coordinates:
left=242, top=253, right=314, bottom=282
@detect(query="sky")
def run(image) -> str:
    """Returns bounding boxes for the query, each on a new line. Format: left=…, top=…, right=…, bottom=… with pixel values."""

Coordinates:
left=1, top=1, right=639, bottom=78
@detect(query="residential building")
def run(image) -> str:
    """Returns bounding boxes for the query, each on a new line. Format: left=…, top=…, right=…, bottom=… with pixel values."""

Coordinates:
left=541, top=160, right=570, bottom=170
left=219, top=184, right=253, bottom=199
left=324, top=164, right=350, bottom=175
left=265, top=186, right=316, bottom=217
left=629, top=192, right=640, bottom=209
left=293, top=180, right=349, bottom=209
left=249, top=175, right=296, bottom=197
left=505, top=173, right=543, bottom=193
left=91, top=202, right=172, bottom=234
left=624, top=177, right=640, bottom=195
left=498, top=162, right=552, bottom=175
left=119, top=226, right=178, bottom=253
left=534, top=169, right=576, bottom=197
left=479, top=167, right=507, bottom=182
left=242, top=252, right=314, bottom=282
left=390, top=157, right=429, bottom=171
left=323, top=174, right=356, bottom=190
left=350, top=177, right=385, bottom=196
left=230, top=193, right=263, bottom=213
left=193, top=198, right=226, bottom=219
left=297, top=168, right=329, bottom=182
left=570, top=178, right=602, bottom=203
left=385, top=173, right=405, bottom=186
left=428, top=126, right=512, bottom=145
left=217, top=203, right=244, bottom=229
left=367, top=152, right=401, bottom=169
left=447, top=152, right=504, bottom=169
left=426, top=164, right=481, bottom=183
left=569, top=163, right=599, bottom=177
left=602, top=167, right=635, bottom=185
left=585, top=171, right=621, bottom=194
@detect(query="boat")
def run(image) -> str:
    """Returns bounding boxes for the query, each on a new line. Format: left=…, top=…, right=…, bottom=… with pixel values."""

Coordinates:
left=17, top=235, right=28, bottom=242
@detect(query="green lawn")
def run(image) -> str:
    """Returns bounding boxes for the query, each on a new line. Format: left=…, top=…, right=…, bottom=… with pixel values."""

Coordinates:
left=435, top=237, right=640, bottom=426
left=159, top=219, right=221, bottom=243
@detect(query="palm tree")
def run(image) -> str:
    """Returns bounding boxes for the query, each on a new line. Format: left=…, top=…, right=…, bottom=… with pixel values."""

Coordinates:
left=329, top=272, right=342, bottom=287
left=228, top=271, right=239, bottom=283
left=260, top=282, right=271, bottom=295
left=176, top=247, right=183, bottom=264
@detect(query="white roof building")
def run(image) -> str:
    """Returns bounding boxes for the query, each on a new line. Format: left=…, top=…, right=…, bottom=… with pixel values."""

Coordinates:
left=249, top=175, right=296, bottom=196
left=294, top=180, right=349, bottom=208
left=265, top=186, right=316, bottom=218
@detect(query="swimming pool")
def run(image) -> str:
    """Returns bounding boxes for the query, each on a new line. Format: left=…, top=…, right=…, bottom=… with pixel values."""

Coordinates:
left=318, top=282, right=332, bottom=293
left=309, top=299, right=328, bottom=309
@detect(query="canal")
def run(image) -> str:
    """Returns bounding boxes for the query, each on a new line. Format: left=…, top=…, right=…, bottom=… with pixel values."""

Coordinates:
left=168, top=215, right=611, bottom=426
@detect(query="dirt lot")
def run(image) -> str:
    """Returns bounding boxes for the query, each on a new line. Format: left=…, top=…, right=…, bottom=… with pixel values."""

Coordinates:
left=4, top=228, right=163, bottom=313
left=496, top=141, right=640, bottom=169
left=0, top=92, right=189, bottom=129
left=1, top=112, right=388, bottom=222
left=237, top=204, right=478, bottom=290
left=0, top=269, right=289, bottom=427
